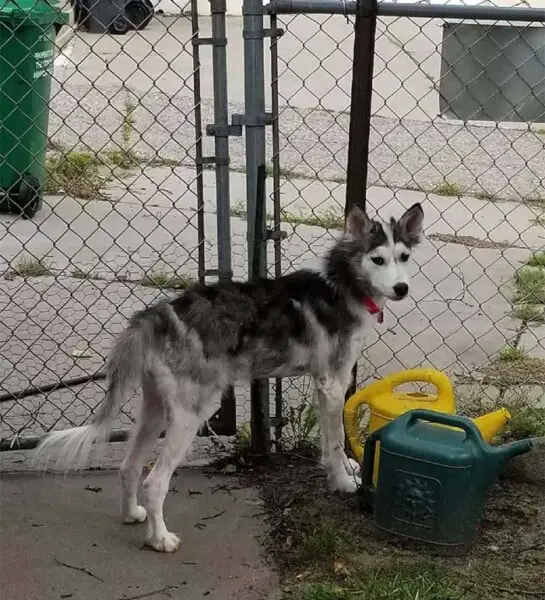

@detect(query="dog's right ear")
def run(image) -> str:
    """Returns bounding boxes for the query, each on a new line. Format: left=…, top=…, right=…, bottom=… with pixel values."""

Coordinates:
left=346, top=206, right=372, bottom=236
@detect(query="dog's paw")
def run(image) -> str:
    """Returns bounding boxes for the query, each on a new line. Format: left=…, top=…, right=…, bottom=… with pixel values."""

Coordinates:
left=145, top=531, right=181, bottom=553
left=330, top=472, right=360, bottom=494
left=123, top=505, right=147, bottom=524
left=345, top=457, right=361, bottom=477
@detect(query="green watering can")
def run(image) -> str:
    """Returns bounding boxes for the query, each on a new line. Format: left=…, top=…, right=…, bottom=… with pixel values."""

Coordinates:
left=361, top=409, right=533, bottom=554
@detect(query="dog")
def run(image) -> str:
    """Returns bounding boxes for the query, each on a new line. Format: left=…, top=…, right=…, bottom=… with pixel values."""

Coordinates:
left=35, top=202, right=424, bottom=553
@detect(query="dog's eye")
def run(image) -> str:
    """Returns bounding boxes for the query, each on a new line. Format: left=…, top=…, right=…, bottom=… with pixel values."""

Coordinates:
left=371, top=257, right=385, bottom=266
left=400, top=253, right=410, bottom=263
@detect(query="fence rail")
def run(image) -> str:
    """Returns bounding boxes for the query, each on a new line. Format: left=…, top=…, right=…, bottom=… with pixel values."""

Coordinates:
left=1, top=0, right=544, bottom=469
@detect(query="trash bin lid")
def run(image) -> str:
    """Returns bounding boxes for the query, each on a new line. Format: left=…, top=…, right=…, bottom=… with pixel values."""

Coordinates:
left=0, top=0, right=69, bottom=25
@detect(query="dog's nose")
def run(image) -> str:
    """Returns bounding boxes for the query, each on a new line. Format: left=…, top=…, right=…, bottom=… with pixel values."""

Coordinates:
left=394, top=283, right=409, bottom=298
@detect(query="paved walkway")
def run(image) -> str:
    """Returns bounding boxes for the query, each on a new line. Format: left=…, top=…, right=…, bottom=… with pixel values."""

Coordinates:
left=0, top=469, right=278, bottom=600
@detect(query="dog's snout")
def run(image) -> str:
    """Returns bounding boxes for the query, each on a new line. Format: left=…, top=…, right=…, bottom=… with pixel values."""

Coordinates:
left=393, top=283, right=408, bottom=298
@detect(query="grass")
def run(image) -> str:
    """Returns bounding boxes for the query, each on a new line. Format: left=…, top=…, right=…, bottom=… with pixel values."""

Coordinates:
left=230, top=201, right=345, bottom=231
left=281, top=209, right=344, bottom=231
left=499, top=345, right=528, bottom=362
left=71, top=267, right=91, bottom=280
left=429, top=233, right=510, bottom=249
left=500, top=407, right=545, bottom=441
left=292, top=562, right=478, bottom=600
left=514, top=267, right=545, bottom=305
left=511, top=304, right=545, bottom=323
left=530, top=214, right=545, bottom=226
left=482, top=354, right=545, bottom=387
left=474, top=191, right=495, bottom=201
left=433, top=181, right=466, bottom=197
left=103, top=100, right=139, bottom=169
left=12, top=255, right=51, bottom=277
left=525, top=196, right=545, bottom=209
left=138, top=270, right=194, bottom=290
left=527, top=252, right=545, bottom=268
left=45, top=151, right=107, bottom=199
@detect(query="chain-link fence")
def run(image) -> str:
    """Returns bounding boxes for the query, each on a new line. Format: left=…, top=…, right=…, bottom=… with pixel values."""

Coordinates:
left=264, top=3, right=545, bottom=450
left=1, top=0, right=544, bottom=471
left=0, top=0, right=250, bottom=470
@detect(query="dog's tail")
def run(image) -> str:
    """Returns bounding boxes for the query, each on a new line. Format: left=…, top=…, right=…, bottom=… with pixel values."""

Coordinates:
left=34, top=326, right=144, bottom=472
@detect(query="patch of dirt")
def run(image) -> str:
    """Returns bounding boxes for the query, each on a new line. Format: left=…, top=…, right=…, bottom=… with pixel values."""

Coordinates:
left=240, top=453, right=545, bottom=598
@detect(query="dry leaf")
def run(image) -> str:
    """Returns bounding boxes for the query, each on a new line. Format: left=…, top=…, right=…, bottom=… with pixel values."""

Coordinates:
left=333, top=560, right=350, bottom=578
left=72, top=348, right=92, bottom=358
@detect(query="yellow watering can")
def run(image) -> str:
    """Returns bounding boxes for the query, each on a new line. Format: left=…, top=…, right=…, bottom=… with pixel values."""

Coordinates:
left=344, top=368, right=511, bottom=484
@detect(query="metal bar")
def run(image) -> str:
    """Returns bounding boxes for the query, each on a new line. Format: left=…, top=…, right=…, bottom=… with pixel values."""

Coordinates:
left=265, top=0, right=545, bottom=21
left=209, top=0, right=237, bottom=435
left=0, top=417, right=237, bottom=452
left=210, top=0, right=233, bottom=283
left=251, top=165, right=267, bottom=280
left=270, top=13, right=284, bottom=446
left=191, top=0, right=206, bottom=285
left=244, top=0, right=268, bottom=275
left=0, top=372, right=106, bottom=403
left=344, top=5, right=377, bottom=402
left=345, top=12, right=376, bottom=215
left=250, top=165, right=271, bottom=453
left=244, top=0, right=271, bottom=455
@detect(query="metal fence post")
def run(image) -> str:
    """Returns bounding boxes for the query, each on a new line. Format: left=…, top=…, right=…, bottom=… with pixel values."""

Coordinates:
left=206, top=0, right=237, bottom=436
left=243, top=0, right=270, bottom=454
left=345, top=0, right=378, bottom=400
left=345, top=0, right=377, bottom=219
left=210, top=0, right=233, bottom=283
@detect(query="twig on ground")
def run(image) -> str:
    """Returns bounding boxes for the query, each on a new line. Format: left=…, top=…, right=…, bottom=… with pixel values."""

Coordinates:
left=54, top=558, right=104, bottom=582
left=116, top=585, right=178, bottom=600
left=199, top=509, right=226, bottom=521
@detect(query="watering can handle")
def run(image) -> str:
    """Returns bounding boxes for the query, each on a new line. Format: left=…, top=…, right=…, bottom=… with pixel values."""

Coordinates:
left=382, top=368, right=454, bottom=399
left=362, top=430, right=380, bottom=489
left=405, top=409, right=483, bottom=442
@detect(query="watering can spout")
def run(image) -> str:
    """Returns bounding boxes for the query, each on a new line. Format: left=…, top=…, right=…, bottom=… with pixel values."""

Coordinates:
left=489, top=438, right=533, bottom=476
left=472, top=408, right=511, bottom=442
left=499, top=438, right=534, bottom=459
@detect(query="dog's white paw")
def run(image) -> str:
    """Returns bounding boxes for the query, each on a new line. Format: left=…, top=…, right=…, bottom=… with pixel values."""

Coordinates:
left=145, top=531, right=181, bottom=553
left=123, top=505, right=147, bottom=524
left=345, top=458, right=361, bottom=476
left=330, top=472, right=360, bottom=494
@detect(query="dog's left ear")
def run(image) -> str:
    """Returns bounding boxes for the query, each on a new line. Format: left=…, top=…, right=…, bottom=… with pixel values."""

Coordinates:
left=397, top=203, right=424, bottom=246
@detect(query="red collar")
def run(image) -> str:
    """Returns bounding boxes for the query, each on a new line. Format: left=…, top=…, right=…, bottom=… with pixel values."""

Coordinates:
left=361, top=297, right=384, bottom=323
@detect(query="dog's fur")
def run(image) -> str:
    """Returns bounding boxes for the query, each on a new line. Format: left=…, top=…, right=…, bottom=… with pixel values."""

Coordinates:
left=35, top=203, right=424, bottom=553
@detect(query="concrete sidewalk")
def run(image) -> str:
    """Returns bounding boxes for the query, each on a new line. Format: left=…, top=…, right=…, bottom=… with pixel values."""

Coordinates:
left=0, top=469, right=278, bottom=600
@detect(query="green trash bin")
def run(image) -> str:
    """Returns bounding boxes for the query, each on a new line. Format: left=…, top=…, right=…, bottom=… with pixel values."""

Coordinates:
left=0, top=0, right=68, bottom=219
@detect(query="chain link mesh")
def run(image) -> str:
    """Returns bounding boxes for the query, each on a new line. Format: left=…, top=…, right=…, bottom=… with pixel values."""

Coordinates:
left=268, top=13, right=545, bottom=450
left=0, top=5, right=248, bottom=470
left=1, top=5, right=544, bottom=470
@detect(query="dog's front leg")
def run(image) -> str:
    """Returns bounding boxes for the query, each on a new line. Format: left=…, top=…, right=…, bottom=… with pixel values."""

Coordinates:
left=314, top=374, right=359, bottom=493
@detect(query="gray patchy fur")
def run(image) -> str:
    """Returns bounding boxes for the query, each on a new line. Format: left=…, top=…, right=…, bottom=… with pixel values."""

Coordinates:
left=34, top=203, right=424, bottom=553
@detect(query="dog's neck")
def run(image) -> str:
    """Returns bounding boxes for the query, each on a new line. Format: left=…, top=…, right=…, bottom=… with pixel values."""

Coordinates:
left=322, top=242, right=385, bottom=322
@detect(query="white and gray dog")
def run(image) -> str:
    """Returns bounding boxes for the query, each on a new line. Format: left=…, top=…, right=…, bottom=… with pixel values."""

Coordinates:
left=35, top=203, right=424, bottom=553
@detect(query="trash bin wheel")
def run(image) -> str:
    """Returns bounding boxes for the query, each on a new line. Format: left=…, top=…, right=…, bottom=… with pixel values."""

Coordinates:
left=17, top=174, right=41, bottom=219
left=126, top=0, right=153, bottom=30
left=110, top=15, right=129, bottom=34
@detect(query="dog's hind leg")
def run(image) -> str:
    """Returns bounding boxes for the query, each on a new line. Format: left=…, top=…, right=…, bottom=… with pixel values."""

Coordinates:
left=120, top=374, right=166, bottom=524
left=142, top=379, right=220, bottom=553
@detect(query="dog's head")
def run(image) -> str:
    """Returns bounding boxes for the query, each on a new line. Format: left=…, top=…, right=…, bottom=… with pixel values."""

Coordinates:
left=327, top=203, right=424, bottom=303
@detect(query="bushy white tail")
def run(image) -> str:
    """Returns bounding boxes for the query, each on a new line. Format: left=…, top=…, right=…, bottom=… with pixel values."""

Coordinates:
left=34, top=328, right=143, bottom=472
